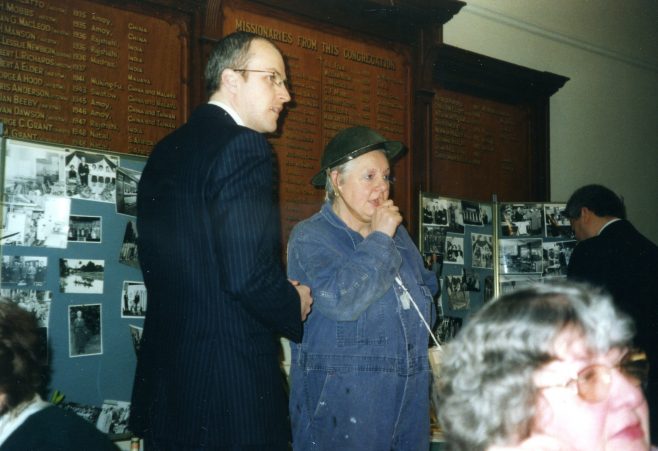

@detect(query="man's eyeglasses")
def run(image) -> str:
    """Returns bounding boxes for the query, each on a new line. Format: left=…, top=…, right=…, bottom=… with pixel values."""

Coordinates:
left=538, top=349, right=649, bottom=403
left=232, top=69, right=289, bottom=89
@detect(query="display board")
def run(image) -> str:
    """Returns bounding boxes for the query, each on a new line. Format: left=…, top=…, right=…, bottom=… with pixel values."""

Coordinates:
left=419, top=191, right=576, bottom=336
left=418, top=192, right=494, bottom=340
left=0, top=136, right=145, bottom=434
left=497, top=201, right=576, bottom=292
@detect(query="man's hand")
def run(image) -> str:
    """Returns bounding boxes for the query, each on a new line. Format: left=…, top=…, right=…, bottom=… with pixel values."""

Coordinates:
left=290, top=280, right=313, bottom=321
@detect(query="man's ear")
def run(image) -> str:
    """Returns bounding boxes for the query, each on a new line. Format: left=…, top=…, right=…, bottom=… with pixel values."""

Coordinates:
left=580, top=206, right=593, bottom=222
left=221, top=69, right=240, bottom=93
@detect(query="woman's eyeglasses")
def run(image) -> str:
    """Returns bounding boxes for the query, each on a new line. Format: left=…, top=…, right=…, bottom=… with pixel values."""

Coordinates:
left=538, top=349, right=649, bottom=403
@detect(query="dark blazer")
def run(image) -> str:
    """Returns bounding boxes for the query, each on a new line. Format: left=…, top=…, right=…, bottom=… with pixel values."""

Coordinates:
left=0, top=406, right=118, bottom=451
left=567, top=219, right=658, bottom=437
left=129, top=104, right=302, bottom=447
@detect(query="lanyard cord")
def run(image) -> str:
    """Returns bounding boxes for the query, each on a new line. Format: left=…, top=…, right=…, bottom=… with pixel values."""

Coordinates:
left=395, top=275, right=442, bottom=349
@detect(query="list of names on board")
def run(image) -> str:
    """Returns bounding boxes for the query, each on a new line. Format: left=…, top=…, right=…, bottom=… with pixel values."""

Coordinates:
left=0, top=0, right=186, bottom=155
left=431, top=87, right=530, bottom=201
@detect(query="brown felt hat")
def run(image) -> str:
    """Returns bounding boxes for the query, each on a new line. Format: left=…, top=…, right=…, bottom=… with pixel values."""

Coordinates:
left=311, top=126, right=405, bottom=187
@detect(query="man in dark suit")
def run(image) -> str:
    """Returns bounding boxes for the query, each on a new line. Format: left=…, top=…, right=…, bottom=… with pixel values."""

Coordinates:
left=78, top=156, right=89, bottom=186
left=129, top=31, right=313, bottom=450
left=565, top=184, right=658, bottom=440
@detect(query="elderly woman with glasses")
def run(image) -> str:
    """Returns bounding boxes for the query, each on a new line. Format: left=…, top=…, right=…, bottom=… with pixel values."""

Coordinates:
left=287, top=126, right=439, bottom=450
left=437, top=282, right=654, bottom=451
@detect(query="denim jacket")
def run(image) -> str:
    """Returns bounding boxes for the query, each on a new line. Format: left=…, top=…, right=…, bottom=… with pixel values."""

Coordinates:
left=287, top=201, right=439, bottom=375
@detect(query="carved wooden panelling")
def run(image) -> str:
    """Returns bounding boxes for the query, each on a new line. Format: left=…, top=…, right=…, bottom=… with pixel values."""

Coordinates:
left=0, top=0, right=189, bottom=155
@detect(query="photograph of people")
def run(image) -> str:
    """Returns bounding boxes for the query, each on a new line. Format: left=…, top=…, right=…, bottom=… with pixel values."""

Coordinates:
left=437, top=282, right=653, bottom=451
left=287, top=125, right=439, bottom=450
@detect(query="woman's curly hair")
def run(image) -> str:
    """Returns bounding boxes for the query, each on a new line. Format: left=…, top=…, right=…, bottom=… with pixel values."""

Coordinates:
left=0, top=299, right=46, bottom=412
left=436, top=282, right=634, bottom=451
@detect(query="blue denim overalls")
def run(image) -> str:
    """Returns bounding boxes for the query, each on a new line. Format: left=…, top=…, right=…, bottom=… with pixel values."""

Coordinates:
left=287, top=202, right=438, bottom=451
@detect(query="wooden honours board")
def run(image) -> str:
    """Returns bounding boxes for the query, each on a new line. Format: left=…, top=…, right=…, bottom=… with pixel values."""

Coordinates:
left=432, top=87, right=531, bottom=201
left=0, top=0, right=188, bottom=155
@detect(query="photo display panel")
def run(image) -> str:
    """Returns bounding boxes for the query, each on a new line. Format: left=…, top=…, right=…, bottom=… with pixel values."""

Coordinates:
left=223, top=3, right=412, bottom=241
left=1, top=137, right=146, bottom=418
left=0, top=0, right=187, bottom=155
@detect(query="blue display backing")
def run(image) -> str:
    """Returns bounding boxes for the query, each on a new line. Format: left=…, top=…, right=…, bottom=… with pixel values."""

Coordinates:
left=1, top=138, right=146, bottom=408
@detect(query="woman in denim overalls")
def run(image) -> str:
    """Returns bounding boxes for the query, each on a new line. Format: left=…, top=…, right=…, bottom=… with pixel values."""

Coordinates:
left=287, top=126, right=439, bottom=451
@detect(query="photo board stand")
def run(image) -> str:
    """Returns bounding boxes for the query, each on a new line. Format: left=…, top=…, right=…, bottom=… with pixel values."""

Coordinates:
left=1, top=135, right=146, bottom=437
left=418, top=191, right=576, bottom=337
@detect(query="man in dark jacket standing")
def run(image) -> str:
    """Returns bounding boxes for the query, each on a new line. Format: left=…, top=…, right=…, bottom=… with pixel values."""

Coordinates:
left=130, top=31, right=312, bottom=450
left=565, top=184, right=658, bottom=441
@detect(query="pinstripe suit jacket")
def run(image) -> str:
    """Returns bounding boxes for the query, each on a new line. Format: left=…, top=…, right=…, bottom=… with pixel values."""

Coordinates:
left=129, top=104, right=302, bottom=447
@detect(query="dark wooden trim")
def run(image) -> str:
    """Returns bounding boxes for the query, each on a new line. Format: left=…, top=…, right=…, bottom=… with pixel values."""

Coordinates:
left=245, top=0, right=465, bottom=45
left=433, top=44, right=569, bottom=104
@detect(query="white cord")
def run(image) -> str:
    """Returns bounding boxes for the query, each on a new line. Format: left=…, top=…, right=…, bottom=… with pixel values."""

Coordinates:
left=395, top=276, right=442, bottom=349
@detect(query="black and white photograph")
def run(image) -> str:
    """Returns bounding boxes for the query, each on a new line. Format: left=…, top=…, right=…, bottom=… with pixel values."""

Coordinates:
left=96, top=400, right=131, bottom=437
left=434, top=316, right=463, bottom=344
left=461, top=200, right=483, bottom=226
left=59, top=259, right=105, bottom=294
left=542, top=240, right=577, bottom=277
left=420, top=194, right=465, bottom=233
left=500, top=203, right=544, bottom=237
left=1, top=197, right=70, bottom=248
left=129, top=324, right=143, bottom=355
left=0, top=288, right=52, bottom=327
left=471, top=233, right=494, bottom=269
left=483, top=275, right=495, bottom=302
left=118, top=220, right=139, bottom=268
left=444, top=236, right=465, bottom=265
left=68, top=303, right=102, bottom=357
left=421, top=225, right=447, bottom=254
left=2, top=139, right=67, bottom=205
left=445, top=274, right=469, bottom=310
left=461, top=267, right=480, bottom=292
left=65, top=149, right=119, bottom=203
left=68, top=215, right=102, bottom=243
left=544, top=203, right=574, bottom=239
left=1, top=255, right=47, bottom=286
left=115, top=167, right=141, bottom=216
left=121, top=281, right=147, bottom=318
left=61, top=402, right=102, bottom=426
left=421, top=195, right=449, bottom=226
left=444, top=198, right=465, bottom=233
left=479, top=203, right=492, bottom=226
left=499, top=238, right=543, bottom=274
left=500, top=274, right=542, bottom=294
left=423, top=252, right=444, bottom=279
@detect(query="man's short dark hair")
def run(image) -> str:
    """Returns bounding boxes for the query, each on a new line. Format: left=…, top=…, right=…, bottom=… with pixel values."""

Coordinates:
left=563, top=184, right=626, bottom=220
left=204, top=31, right=277, bottom=98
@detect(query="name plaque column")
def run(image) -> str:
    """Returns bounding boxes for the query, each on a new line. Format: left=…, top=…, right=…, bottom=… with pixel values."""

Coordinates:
left=431, top=87, right=530, bottom=201
left=0, top=0, right=188, bottom=155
